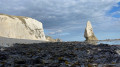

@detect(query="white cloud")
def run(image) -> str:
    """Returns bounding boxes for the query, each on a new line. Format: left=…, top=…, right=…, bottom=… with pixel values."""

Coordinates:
left=0, top=0, right=120, bottom=40
left=111, top=11, right=120, bottom=15
left=48, top=30, right=63, bottom=35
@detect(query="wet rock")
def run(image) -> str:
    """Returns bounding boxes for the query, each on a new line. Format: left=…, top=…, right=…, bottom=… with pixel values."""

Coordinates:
left=0, top=53, right=8, bottom=60
left=0, top=42, right=119, bottom=66
left=15, top=60, right=26, bottom=64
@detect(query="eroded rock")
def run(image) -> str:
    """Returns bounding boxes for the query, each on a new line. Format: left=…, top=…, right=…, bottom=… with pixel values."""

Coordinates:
left=84, top=21, right=98, bottom=41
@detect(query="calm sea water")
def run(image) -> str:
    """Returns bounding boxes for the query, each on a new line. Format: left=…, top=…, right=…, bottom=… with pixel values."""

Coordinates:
left=98, top=40, right=120, bottom=45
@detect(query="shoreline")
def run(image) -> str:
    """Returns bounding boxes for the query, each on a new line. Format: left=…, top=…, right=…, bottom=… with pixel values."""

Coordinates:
left=0, top=42, right=120, bottom=67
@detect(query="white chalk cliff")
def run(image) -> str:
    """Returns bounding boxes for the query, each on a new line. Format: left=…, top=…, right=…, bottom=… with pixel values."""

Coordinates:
left=84, top=21, right=98, bottom=41
left=0, top=14, right=46, bottom=40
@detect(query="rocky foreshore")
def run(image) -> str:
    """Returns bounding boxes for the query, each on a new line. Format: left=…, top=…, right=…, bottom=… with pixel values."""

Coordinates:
left=0, top=42, right=120, bottom=67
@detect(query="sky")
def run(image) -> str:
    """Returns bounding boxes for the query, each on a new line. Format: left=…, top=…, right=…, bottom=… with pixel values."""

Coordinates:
left=0, top=0, right=120, bottom=41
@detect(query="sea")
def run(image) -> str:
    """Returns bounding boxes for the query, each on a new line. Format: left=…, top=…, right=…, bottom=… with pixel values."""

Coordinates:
left=98, top=40, right=120, bottom=45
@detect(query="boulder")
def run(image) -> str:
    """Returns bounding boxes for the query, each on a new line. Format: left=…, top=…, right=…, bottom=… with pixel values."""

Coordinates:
left=84, top=21, right=98, bottom=41
left=0, top=13, right=46, bottom=40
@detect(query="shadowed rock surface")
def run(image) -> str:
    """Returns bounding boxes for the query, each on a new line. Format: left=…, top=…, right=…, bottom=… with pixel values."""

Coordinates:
left=0, top=36, right=47, bottom=47
left=0, top=42, right=120, bottom=67
left=84, top=21, right=98, bottom=41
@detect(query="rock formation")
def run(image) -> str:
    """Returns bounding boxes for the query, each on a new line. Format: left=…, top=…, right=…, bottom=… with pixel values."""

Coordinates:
left=55, top=39, right=62, bottom=42
left=0, top=13, right=46, bottom=40
left=84, top=21, right=98, bottom=41
left=46, top=36, right=62, bottom=42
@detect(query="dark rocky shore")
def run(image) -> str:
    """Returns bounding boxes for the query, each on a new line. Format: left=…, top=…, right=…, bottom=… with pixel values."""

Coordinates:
left=0, top=42, right=120, bottom=67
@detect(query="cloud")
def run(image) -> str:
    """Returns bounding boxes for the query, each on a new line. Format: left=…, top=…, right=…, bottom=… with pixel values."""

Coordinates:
left=48, top=30, right=63, bottom=35
left=0, top=0, right=120, bottom=41
left=112, top=11, right=120, bottom=15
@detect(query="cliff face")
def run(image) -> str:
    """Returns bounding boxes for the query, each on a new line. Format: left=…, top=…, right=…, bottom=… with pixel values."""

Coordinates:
left=84, top=21, right=98, bottom=41
left=0, top=14, right=46, bottom=40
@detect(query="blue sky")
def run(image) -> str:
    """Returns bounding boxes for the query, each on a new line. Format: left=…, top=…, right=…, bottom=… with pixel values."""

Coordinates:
left=107, top=2, right=120, bottom=17
left=0, top=0, right=120, bottom=41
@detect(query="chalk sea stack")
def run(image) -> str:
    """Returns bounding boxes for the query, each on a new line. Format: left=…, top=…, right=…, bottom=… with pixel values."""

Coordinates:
left=84, top=21, right=98, bottom=41
left=0, top=14, right=46, bottom=40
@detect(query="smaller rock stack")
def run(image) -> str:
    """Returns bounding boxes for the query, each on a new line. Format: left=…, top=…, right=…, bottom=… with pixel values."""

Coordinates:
left=84, top=21, right=98, bottom=41
left=45, top=36, right=62, bottom=42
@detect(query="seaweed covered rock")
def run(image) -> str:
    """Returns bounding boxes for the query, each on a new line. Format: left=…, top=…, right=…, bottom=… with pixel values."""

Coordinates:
left=0, top=42, right=120, bottom=66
